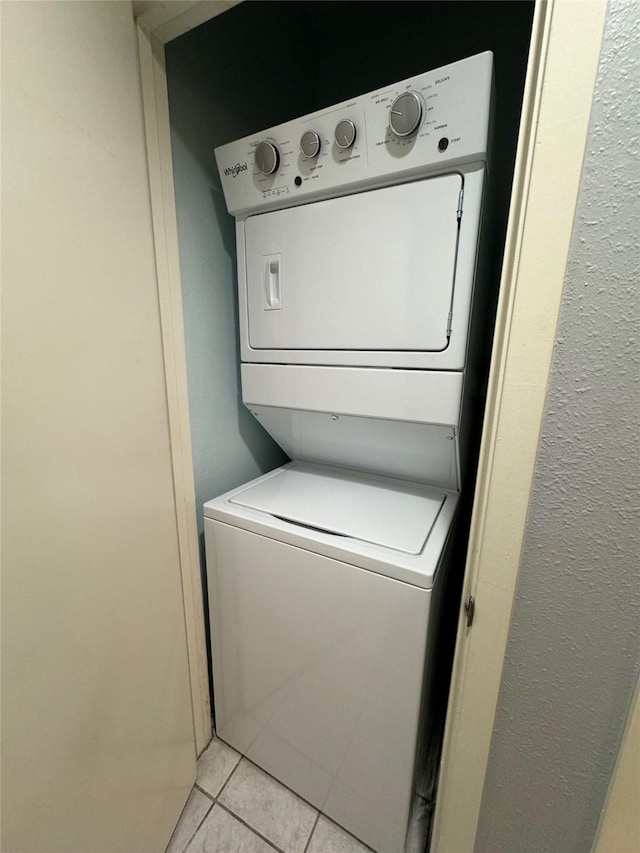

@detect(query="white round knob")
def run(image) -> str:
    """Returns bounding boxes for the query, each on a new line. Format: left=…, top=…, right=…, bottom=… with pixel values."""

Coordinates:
left=255, top=141, right=280, bottom=175
left=335, top=119, right=357, bottom=149
left=389, top=92, right=423, bottom=138
left=300, top=130, right=321, bottom=158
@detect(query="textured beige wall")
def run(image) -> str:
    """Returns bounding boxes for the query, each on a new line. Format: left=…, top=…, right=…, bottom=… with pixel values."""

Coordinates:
left=1, top=3, right=195, bottom=850
left=475, top=2, right=640, bottom=850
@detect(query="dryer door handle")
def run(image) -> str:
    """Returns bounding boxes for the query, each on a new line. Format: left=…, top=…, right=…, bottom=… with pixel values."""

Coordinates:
left=263, top=254, right=282, bottom=310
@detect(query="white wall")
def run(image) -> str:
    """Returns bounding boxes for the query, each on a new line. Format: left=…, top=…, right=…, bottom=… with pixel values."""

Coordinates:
left=1, top=3, right=195, bottom=850
left=475, top=2, right=640, bottom=849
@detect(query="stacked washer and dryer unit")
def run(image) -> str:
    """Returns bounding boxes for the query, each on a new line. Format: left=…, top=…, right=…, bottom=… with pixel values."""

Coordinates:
left=206, top=52, right=494, bottom=853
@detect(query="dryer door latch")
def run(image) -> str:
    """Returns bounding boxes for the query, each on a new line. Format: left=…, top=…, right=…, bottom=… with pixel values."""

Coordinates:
left=263, top=254, right=282, bottom=310
left=457, top=186, right=464, bottom=222
left=464, top=594, right=475, bottom=628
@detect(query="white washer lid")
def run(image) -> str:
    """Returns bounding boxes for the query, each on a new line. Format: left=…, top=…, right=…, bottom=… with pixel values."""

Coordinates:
left=229, top=463, right=445, bottom=555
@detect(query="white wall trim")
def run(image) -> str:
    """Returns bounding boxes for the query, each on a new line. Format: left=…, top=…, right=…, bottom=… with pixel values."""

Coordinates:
left=136, top=22, right=212, bottom=755
left=593, top=681, right=640, bottom=853
left=431, top=0, right=608, bottom=849
left=136, top=0, right=241, bottom=44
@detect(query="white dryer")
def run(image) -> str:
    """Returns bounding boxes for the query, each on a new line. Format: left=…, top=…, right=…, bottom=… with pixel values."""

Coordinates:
left=206, top=52, right=494, bottom=853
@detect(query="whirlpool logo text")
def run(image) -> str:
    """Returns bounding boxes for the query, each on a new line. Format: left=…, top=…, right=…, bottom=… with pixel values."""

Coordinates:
left=224, top=162, right=248, bottom=178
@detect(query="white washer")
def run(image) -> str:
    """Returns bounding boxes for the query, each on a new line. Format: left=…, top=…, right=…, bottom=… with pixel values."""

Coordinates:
left=207, top=52, right=494, bottom=853
left=204, top=463, right=457, bottom=853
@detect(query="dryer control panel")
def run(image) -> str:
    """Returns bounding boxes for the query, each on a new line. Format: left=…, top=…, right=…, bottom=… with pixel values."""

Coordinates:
left=215, top=51, right=493, bottom=217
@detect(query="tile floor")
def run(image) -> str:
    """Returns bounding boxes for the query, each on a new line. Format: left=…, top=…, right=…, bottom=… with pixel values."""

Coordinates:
left=166, top=737, right=374, bottom=853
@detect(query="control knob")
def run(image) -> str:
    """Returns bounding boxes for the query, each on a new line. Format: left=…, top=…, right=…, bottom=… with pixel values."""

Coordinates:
left=300, top=130, right=321, bottom=158
left=389, top=92, right=423, bottom=138
left=334, top=119, right=357, bottom=149
left=255, top=141, right=280, bottom=175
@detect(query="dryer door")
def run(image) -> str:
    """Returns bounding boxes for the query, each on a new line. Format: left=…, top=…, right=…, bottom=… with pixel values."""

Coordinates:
left=244, top=174, right=462, bottom=352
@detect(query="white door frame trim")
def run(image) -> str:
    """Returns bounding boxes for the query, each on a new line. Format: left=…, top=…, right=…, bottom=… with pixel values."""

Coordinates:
left=431, top=0, right=607, bottom=848
left=136, top=0, right=240, bottom=44
left=133, top=0, right=607, bottom=835
left=135, top=1, right=242, bottom=756
left=593, top=681, right=640, bottom=853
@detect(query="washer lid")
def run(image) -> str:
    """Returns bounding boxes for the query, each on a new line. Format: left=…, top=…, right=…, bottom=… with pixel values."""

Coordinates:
left=229, top=463, right=446, bottom=556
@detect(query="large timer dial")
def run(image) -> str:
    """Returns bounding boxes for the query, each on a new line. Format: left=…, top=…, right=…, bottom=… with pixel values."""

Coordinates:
left=255, top=141, right=280, bottom=175
left=389, top=92, right=423, bottom=138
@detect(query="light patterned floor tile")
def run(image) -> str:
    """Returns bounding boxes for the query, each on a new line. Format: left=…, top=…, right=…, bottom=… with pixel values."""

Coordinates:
left=165, top=787, right=212, bottom=853
left=306, top=815, right=374, bottom=853
left=196, top=737, right=241, bottom=798
left=218, top=759, right=317, bottom=853
left=187, top=804, right=275, bottom=853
